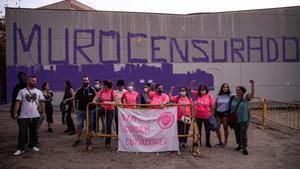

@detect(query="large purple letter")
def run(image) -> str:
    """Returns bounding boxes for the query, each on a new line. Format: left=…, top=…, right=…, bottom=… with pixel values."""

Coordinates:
left=48, top=28, right=69, bottom=64
left=151, top=36, right=167, bottom=63
left=191, top=39, right=209, bottom=62
left=170, top=38, right=189, bottom=62
left=73, top=29, right=95, bottom=64
left=247, top=36, right=264, bottom=62
left=282, top=37, right=299, bottom=62
left=127, top=33, right=147, bottom=63
left=13, top=22, right=42, bottom=64
left=99, top=30, right=121, bottom=64
left=212, top=40, right=228, bottom=63
left=231, top=38, right=245, bottom=62
left=266, top=37, right=278, bottom=62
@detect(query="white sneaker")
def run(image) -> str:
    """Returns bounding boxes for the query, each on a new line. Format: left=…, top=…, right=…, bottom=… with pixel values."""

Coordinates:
left=14, top=150, right=24, bottom=156
left=32, top=147, right=40, bottom=152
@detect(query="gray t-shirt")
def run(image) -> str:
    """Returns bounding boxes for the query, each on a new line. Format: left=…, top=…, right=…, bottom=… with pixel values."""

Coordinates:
left=16, top=88, right=45, bottom=118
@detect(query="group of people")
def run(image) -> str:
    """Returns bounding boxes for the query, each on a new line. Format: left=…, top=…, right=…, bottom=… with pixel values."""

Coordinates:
left=10, top=72, right=255, bottom=156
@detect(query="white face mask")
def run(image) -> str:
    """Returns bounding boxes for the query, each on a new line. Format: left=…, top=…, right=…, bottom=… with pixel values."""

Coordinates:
left=144, top=88, right=148, bottom=92
left=127, top=86, right=134, bottom=91
left=201, top=91, right=206, bottom=95
left=180, top=91, right=187, bottom=96
left=95, top=84, right=100, bottom=89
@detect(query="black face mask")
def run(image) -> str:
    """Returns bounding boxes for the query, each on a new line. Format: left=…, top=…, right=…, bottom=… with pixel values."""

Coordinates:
left=157, top=90, right=163, bottom=94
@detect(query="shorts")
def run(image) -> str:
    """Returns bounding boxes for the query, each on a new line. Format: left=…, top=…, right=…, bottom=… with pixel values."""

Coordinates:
left=76, top=110, right=94, bottom=129
left=215, top=111, right=230, bottom=119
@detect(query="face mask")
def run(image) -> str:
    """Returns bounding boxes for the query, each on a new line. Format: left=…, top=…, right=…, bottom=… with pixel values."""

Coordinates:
left=200, top=91, right=206, bottom=95
left=144, top=88, right=148, bottom=93
left=157, top=90, right=163, bottom=94
left=127, top=86, right=134, bottom=91
left=95, top=84, right=100, bottom=89
left=180, top=91, right=187, bottom=96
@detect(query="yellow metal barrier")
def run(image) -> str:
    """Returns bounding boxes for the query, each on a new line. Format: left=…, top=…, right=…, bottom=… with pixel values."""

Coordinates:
left=85, top=102, right=201, bottom=155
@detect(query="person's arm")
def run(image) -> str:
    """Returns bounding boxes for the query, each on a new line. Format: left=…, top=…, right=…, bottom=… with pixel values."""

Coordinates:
left=39, top=101, right=45, bottom=115
left=10, top=86, right=18, bottom=119
left=246, top=80, right=255, bottom=101
left=168, top=86, right=175, bottom=99
left=73, top=90, right=78, bottom=113
left=13, top=100, right=21, bottom=120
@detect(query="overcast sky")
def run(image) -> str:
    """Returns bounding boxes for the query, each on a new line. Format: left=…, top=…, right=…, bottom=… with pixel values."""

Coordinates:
left=1, top=0, right=300, bottom=17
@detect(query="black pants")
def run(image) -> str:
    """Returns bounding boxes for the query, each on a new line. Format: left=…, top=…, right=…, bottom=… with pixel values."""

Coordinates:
left=93, top=107, right=105, bottom=133
left=234, top=121, right=249, bottom=148
left=65, top=106, right=75, bottom=132
left=114, top=109, right=119, bottom=134
left=195, top=118, right=211, bottom=144
left=17, top=117, right=39, bottom=150
left=177, top=121, right=191, bottom=143
left=102, top=109, right=114, bottom=145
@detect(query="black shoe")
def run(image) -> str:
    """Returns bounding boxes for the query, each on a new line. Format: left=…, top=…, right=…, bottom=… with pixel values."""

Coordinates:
left=205, top=143, right=212, bottom=148
left=72, top=140, right=81, bottom=147
left=69, top=131, right=76, bottom=135
left=236, top=146, right=242, bottom=151
left=242, top=149, right=248, bottom=155
left=48, top=128, right=53, bottom=133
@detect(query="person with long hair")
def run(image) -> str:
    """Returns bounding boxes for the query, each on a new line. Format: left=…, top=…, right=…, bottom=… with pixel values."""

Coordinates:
left=41, top=82, right=54, bottom=133
left=231, top=80, right=255, bottom=155
left=169, top=86, right=193, bottom=148
left=62, top=80, right=76, bottom=135
left=215, top=83, right=231, bottom=147
left=189, top=80, right=214, bottom=148
left=92, top=80, right=116, bottom=148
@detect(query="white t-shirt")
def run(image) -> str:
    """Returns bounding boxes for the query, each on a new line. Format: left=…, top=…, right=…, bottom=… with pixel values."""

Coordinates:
left=16, top=88, right=45, bottom=118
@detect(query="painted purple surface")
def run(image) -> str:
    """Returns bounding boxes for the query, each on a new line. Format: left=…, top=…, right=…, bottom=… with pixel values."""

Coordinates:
left=6, top=63, right=214, bottom=102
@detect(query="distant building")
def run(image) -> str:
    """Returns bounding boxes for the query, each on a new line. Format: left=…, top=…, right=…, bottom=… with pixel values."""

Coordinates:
left=39, top=0, right=94, bottom=10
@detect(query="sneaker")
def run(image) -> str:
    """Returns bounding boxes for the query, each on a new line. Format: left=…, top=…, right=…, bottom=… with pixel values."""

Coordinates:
left=205, top=143, right=212, bottom=148
left=69, top=131, right=76, bottom=135
left=223, top=144, right=228, bottom=148
left=216, top=142, right=224, bottom=147
left=32, top=147, right=40, bottom=152
left=90, top=130, right=96, bottom=134
left=14, top=150, right=24, bottom=156
left=105, top=144, right=111, bottom=148
left=48, top=128, right=53, bottom=133
left=236, top=146, right=242, bottom=151
left=72, top=140, right=81, bottom=147
left=242, top=149, right=248, bottom=155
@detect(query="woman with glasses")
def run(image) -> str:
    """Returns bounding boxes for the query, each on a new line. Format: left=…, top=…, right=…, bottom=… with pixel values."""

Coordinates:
left=231, top=80, right=255, bottom=155
left=189, top=80, right=214, bottom=148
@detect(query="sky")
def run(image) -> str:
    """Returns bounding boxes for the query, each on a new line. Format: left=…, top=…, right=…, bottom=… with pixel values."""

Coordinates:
left=1, top=0, right=300, bottom=17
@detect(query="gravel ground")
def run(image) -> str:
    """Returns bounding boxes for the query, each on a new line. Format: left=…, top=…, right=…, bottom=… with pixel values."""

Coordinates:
left=0, top=105, right=299, bottom=169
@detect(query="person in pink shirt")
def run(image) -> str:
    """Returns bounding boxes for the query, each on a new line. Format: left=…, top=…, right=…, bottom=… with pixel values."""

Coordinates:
left=189, top=80, right=214, bottom=148
left=92, top=80, right=116, bottom=148
left=122, top=81, right=139, bottom=108
left=149, top=84, right=170, bottom=108
left=169, top=86, right=193, bottom=148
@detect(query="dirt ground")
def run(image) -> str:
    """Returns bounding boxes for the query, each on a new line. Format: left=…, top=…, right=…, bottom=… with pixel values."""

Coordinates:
left=0, top=105, right=300, bottom=169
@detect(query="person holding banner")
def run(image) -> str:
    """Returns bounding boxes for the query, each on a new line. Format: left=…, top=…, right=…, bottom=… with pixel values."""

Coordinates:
left=122, top=81, right=139, bottom=108
left=92, top=80, right=117, bottom=148
left=189, top=80, right=214, bottom=148
left=149, top=84, right=170, bottom=108
left=169, top=86, right=193, bottom=148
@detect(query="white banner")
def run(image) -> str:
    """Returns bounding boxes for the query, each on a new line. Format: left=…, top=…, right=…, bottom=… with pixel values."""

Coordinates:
left=118, top=106, right=179, bottom=152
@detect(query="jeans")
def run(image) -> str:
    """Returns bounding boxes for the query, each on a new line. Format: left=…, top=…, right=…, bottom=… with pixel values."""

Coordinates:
left=76, top=109, right=94, bottom=129
left=17, top=117, right=39, bottom=150
left=101, top=109, right=114, bottom=145
left=92, top=107, right=105, bottom=132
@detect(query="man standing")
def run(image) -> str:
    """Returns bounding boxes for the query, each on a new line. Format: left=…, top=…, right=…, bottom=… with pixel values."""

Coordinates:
left=114, top=80, right=127, bottom=134
left=72, top=75, right=97, bottom=147
left=10, top=72, right=27, bottom=120
left=13, top=75, right=45, bottom=156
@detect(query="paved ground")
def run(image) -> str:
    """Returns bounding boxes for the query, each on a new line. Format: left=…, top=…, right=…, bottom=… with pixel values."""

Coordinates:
left=0, top=105, right=300, bottom=169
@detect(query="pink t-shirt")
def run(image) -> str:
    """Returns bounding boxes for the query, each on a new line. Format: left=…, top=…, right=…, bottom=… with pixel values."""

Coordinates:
left=192, top=90, right=214, bottom=119
left=171, top=96, right=193, bottom=120
left=122, top=91, right=139, bottom=108
left=149, top=91, right=169, bottom=108
left=98, top=89, right=116, bottom=110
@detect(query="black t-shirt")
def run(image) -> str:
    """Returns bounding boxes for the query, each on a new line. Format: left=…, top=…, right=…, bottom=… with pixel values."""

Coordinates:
left=75, top=86, right=96, bottom=111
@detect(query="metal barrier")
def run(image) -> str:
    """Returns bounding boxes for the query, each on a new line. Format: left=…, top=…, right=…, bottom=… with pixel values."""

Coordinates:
left=249, top=97, right=300, bottom=130
left=85, top=102, right=200, bottom=155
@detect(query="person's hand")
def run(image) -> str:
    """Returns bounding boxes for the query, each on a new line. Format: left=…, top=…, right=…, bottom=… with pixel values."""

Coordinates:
left=249, top=80, right=255, bottom=86
left=14, top=114, right=20, bottom=120
left=170, top=86, right=175, bottom=92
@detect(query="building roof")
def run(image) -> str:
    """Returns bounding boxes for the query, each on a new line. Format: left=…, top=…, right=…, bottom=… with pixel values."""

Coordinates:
left=38, top=0, right=94, bottom=10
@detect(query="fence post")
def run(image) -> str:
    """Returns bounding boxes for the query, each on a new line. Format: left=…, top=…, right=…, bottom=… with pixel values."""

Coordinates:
left=259, top=98, right=267, bottom=129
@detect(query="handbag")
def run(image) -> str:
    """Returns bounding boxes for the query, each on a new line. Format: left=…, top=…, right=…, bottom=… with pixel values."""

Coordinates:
left=228, top=97, right=242, bottom=129
left=208, top=115, right=217, bottom=131
left=180, top=115, right=192, bottom=124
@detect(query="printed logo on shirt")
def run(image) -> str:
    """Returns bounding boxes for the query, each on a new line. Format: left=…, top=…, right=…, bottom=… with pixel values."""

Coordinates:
left=25, top=93, right=37, bottom=102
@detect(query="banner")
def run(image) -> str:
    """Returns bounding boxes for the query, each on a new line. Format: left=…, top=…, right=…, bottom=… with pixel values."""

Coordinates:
left=118, top=106, right=179, bottom=152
